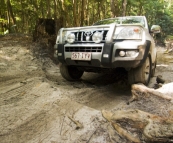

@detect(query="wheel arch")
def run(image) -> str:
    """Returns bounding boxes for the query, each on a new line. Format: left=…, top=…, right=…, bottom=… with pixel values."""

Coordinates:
left=139, top=40, right=151, bottom=66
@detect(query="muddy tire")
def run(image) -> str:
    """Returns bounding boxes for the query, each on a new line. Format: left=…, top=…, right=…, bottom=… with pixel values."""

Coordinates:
left=128, top=55, right=152, bottom=85
left=60, top=64, right=84, bottom=81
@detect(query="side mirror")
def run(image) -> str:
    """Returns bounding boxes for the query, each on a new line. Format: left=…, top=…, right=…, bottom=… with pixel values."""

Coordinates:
left=150, top=25, right=161, bottom=33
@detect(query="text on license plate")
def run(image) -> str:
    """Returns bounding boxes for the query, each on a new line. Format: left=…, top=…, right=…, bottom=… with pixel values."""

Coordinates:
left=71, top=52, right=91, bottom=61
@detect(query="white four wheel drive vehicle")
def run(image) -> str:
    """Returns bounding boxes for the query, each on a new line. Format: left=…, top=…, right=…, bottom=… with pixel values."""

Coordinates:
left=54, top=16, right=161, bottom=85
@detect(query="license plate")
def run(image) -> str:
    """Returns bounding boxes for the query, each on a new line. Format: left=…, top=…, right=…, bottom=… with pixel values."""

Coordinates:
left=71, top=52, right=91, bottom=61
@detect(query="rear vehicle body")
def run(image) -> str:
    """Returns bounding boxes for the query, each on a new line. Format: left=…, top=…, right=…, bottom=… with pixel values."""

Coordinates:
left=54, top=16, right=160, bottom=85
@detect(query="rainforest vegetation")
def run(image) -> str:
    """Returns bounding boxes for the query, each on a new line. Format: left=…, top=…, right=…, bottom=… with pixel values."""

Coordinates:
left=0, top=0, right=173, bottom=41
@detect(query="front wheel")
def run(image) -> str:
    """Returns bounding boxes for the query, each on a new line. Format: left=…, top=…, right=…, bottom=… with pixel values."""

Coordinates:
left=60, top=64, right=84, bottom=81
left=128, top=55, right=152, bottom=85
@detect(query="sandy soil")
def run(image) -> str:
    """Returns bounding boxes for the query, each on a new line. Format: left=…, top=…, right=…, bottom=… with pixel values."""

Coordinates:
left=0, top=34, right=173, bottom=143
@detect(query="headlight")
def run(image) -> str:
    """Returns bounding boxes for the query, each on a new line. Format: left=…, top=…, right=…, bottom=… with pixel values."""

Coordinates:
left=92, top=32, right=103, bottom=43
left=118, top=50, right=139, bottom=57
left=126, top=50, right=139, bottom=57
left=66, top=33, right=75, bottom=43
left=116, top=27, right=142, bottom=40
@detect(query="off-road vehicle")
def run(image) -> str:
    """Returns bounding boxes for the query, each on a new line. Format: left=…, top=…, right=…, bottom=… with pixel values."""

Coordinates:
left=54, top=16, right=160, bottom=85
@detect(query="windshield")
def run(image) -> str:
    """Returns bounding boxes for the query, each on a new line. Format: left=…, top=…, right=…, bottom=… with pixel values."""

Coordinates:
left=93, top=16, right=145, bottom=27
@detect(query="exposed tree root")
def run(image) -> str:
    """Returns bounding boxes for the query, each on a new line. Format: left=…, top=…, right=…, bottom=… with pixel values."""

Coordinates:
left=102, top=109, right=173, bottom=142
left=111, top=122, right=141, bottom=143
left=130, top=84, right=173, bottom=103
left=102, top=83, right=173, bottom=142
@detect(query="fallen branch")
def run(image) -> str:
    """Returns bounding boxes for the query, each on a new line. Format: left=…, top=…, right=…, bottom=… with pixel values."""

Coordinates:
left=68, top=116, right=83, bottom=129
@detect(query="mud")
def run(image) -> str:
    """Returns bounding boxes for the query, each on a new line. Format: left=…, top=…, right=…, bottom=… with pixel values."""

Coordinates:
left=0, top=34, right=173, bottom=143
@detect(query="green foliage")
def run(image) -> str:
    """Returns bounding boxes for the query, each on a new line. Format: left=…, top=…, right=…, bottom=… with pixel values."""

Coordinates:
left=0, top=18, right=8, bottom=35
left=0, top=18, right=7, bottom=23
left=151, top=2, right=173, bottom=42
left=165, top=35, right=173, bottom=40
left=0, top=0, right=172, bottom=43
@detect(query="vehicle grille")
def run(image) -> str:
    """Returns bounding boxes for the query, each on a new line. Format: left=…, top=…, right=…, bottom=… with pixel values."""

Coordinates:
left=73, top=30, right=108, bottom=42
left=65, top=47, right=102, bottom=52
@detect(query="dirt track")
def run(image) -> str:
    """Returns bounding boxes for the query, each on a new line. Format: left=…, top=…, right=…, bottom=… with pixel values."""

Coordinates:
left=0, top=35, right=173, bottom=143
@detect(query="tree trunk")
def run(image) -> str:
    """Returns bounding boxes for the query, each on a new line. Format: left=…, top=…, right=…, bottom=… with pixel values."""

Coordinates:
left=53, top=0, right=58, bottom=33
left=80, top=0, right=85, bottom=26
left=73, top=0, right=77, bottom=26
left=122, top=0, right=127, bottom=16
left=6, top=0, right=17, bottom=32
left=46, top=0, right=51, bottom=18
left=76, top=0, right=81, bottom=26
left=20, top=0, right=24, bottom=33
left=110, top=0, right=120, bottom=17
left=97, top=1, right=100, bottom=20
left=6, top=7, right=10, bottom=32
left=86, top=0, right=89, bottom=25
left=110, top=0, right=116, bottom=17
left=40, top=0, right=45, bottom=18
left=91, top=2, right=94, bottom=24
left=53, top=0, right=57, bottom=20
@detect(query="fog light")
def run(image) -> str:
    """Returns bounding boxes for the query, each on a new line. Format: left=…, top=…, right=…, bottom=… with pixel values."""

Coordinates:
left=103, top=54, right=109, bottom=58
left=66, top=33, right=75, bottom=43
left=119, top=51, right=126, bottom=57
left=126, top=51, right=138, bottom=57
left=58, top=53, right=62, bottom=56
left=92, top=32, right=103, bottom=43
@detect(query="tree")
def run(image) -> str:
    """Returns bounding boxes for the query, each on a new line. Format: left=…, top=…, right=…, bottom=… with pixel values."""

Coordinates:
left=6, top=0, right=17, bottom=32
left=80, top=0, right=85, bottom=26
left=122, top=0, right=127, bottom=16
left=0, top=0, right=172, bottom=41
